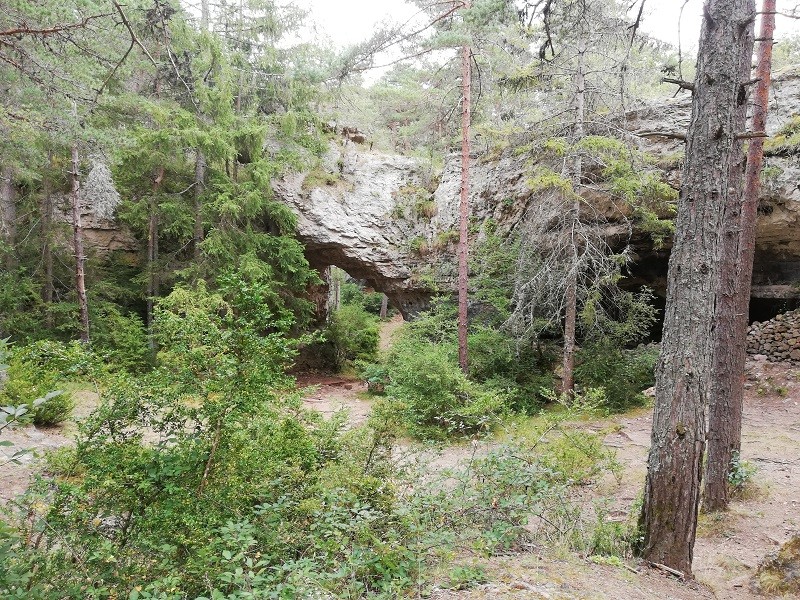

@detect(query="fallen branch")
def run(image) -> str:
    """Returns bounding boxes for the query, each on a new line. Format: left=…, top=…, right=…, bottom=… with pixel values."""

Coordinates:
left=662, top=77, right=695, bottom=91
left=636, top=131, right=687, bottom=141
left=736, top=131, right=769, bottom=139
left=649, top=561, right=685, bottom=580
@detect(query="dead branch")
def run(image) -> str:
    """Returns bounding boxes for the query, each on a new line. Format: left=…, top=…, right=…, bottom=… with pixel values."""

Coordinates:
left=112, top=1, right=158, bottom=69
left=636, top=131, right=688, bottom=141
left=0, top=13, right=112, bottom=38
left=661, top=77, right=695, bottom=91
left=649, top=562, right=685, bottom=579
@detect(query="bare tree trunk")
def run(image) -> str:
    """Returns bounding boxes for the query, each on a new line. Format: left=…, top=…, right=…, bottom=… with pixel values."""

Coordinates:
left=704, top=0, right=775, bottom=513
left=200, top=0, right=210, bottom=31
left=70, top=145, right=90, bottom=343
left=193, top=151, right=206, bottom=260
left=457, top=0, right=472, bottom=374
left=147, top=167, right=165, bottom=351
left=380, top=294, right=388, bottom=320
left=637, top=0, right=755, bottom=576
left=562, top=33, right=587, bottom=396
left=42, top=154, right=54, bottom=329
left=0, top=165, right=16, bottom=271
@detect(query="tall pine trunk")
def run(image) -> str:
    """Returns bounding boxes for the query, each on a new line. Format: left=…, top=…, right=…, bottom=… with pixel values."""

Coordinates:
left=704, top=0, right=775, bottom=512
left=42, top=154, right=55, bottom=329
left=637, top=0, right=755, bottom=576
left=147, top=167, right=165, bottom=350
left=457, top=0, right=472, bottom=374
left=70, top=146, right=90, bottom=343
left=193, top=151, right=206, bottom=260
left=0, top=165, right=16, bottom=271
left=562, top=34, right=587, bottom=395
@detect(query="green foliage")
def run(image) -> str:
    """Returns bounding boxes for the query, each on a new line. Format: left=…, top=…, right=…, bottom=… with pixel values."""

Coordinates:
left=88, top=302, right=150, bottom=373
left=575, top=343, right=658, bottom=413
left=340, top=281, right=388, bottom=317
left=301, top=167, right=342, bottom=190
left=0, top=340, right=94, bottom=425
left=573, top=289, right=660, bottom=412
left=764, top=114, right=800, bottom=156
left=356, top=361, right=390, bottom=394
left=326, top=304, right=380, bottom=368
left=727, top=450, right=758, bottom=498
left=387, top=341, right=504, bottom=439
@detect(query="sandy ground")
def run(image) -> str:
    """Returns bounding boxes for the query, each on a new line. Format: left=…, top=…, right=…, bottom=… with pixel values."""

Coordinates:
left=2, top=318, right=798, bottom=598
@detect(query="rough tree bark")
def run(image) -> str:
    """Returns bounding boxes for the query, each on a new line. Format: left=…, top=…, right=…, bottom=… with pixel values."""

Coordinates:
left=457, top=0, right=472, bottom=374
left=0, top=165, right=16, bottom=271
left=637, top=0, right=755, bottom=576
left=704, top=0, right=775, bottom=512
left=71, top=145, right=90, bottom=343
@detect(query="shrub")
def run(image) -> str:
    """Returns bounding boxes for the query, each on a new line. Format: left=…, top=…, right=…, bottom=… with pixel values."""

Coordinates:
left=387, top=342, right=504, bottom=438
left=326, top=304, right=379, bottom=368
left=356, top=360, right=390, bottom=394
left=575, top=342, right=658, bottom=412
left=0, top=341, right=91, bottom=426
left=31, top=390, right=74, bottom=426
left=468, top=327, right=556, bottom=413
left=89, top=302, right=150, bottom=373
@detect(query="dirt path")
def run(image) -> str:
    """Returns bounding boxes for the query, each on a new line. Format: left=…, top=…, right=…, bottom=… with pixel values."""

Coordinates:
left=0, top=390, right=100, bottom=505
left=297, top=348, right=800, bottom=599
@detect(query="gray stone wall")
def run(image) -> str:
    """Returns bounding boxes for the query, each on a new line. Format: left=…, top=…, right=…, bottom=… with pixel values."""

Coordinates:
left=747, top=310, right=800, bottom=362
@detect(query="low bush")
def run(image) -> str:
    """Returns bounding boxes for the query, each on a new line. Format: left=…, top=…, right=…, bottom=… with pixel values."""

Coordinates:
left=326, top=304, right=380, bottom=368
left=575, top=342, right=658, bottom=412
left=0, top=340, right=92, bottom=426
left=387, top=342, right=504, bottom=439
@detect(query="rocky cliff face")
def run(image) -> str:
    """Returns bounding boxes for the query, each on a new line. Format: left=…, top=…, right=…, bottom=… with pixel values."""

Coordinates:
left=276, top=69, right=800, bottom=318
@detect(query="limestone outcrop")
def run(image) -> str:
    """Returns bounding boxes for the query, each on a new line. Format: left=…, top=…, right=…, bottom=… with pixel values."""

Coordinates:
left=276, top=69, right=800, bottom=317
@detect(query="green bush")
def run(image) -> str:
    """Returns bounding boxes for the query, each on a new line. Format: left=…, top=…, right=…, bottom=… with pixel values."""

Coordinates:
left=387, top=342, right=504, bottom=438
left=574, top=342, right=658, bottom=412
left=30, top=390, right=74, bottom=427
left=0, top=341, right=91, bottom=426
left=89, top=302, right=150, bottom=373
left=356, top=360, right=390, bottom=394
left=468, top=327, right=556, bottom=413
left=326, top=304, right=379, bottom=368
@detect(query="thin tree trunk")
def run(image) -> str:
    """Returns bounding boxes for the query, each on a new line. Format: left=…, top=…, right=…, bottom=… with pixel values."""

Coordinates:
left=380, top=294, right=388, bottom=320
left=71, top=146, right=90, bottom=343
left=0, top=165, right=16, bottom=271
left=147, top=167, right=165, bottom=351
left=193, top=151, right=206, bottom=260
left=457, top=0, right=472, bottom=374
left=637, top=0, right=755, bottom=576
left=42, top=154, right=54, bottom=329
left=562, top=34, right=587, bottom=396
left=200, top=0, right=210, bottom=31
left=704, top=0, right=775, bottom=513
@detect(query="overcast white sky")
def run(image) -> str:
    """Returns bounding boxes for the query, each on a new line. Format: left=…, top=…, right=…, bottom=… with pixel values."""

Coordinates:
left=293, top=0, right=800, bottom=55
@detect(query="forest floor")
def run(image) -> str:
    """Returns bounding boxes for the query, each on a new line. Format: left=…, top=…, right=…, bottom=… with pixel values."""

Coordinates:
left=1, top=318, right=798, bottom=599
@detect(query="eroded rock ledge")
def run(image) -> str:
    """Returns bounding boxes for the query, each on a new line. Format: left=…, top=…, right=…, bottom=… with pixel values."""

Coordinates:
left=276, top=70, right=800, bottom=319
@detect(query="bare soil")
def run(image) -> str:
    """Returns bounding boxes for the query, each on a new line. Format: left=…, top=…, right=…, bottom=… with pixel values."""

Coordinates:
left=2, top=320, right=798, bottom=599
